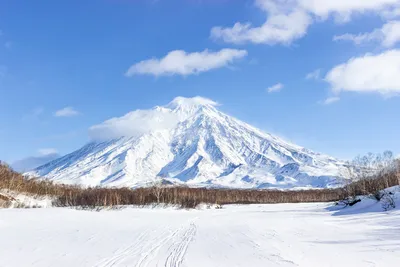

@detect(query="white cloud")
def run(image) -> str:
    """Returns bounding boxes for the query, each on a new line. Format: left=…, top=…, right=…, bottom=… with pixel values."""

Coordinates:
left=333, top=32, right=379, bottom=45
left=325, top=49, right=400, bottom=95
left=125, top=49, right=248, bottom=77
left=299, top=0, right=399, bottom=19
left=210, top=0, right=400, bottom=45
left=320, top=97, right=340, bottom=105
left=334, top=20, right=400, bottom=47
left=306, top=69, right=321, bottom=80
left=382, top=7, right=400, bottom=18
left=267, top=83, right=284, bottom=93
left=168, top=96, right=219, bottom=108
left=89, top=96, right=218, bottom=141
left=89, top=110, right=179, bottom=140
left=38, top=148, right=58, bottom=156
left=54, top=107, right=80, bottom=117
left=211, top=1, right=312, bottom=45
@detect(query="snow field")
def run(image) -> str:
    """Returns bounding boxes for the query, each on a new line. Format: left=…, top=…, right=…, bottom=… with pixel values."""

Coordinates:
left=1, top=200, right=399, bottom=267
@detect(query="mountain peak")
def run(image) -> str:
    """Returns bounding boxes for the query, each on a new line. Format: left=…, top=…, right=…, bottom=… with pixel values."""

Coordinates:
left=166, top=96, right=219, bottom=110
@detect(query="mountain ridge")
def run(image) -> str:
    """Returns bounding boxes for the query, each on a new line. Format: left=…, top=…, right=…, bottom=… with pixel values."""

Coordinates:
left=27, top=97, right=348, bottom=189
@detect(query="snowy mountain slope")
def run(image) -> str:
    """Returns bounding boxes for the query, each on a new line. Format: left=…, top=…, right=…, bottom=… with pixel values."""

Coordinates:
left=27, top=97, right=348, bottom=188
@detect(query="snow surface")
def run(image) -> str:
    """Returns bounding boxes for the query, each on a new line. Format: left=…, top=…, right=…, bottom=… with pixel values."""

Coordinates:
left=27, top=97, right=349, bottom=189
left=1, top=201, right=399, bottom=267
left=0, top=190, right=53, bottom=208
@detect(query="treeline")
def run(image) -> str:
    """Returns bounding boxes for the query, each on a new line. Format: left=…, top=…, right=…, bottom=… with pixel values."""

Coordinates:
left=55, top=187, right=346, bottom=209
left=343, top=164, right=400, bottom=201
left=1, top=160, right=399, bottom=209
left=0, top=163, right=75, bottom=196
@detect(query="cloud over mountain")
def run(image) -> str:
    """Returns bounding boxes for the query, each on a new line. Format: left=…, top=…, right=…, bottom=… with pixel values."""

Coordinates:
left=89, top=96, right=218, bottom=141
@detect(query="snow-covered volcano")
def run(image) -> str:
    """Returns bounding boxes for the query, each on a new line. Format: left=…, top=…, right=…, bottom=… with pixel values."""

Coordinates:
left=28, top=97, right=348, bottom=189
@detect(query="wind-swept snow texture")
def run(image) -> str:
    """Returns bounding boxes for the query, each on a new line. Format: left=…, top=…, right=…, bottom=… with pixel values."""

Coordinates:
left=28, top=97, right=348, bottom=188
left=1, top=202, right=399, bottom=267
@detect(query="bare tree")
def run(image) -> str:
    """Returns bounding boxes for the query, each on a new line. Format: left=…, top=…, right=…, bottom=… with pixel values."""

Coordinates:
left=346, top=151, right=398, bottom=202
left=396, top=159, right=400, bottom=185
left=151, top=178, right=166, bottom=204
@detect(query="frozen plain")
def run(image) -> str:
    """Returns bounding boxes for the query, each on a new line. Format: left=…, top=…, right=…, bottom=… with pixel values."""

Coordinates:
left=1, top=199, right=399, bottom=267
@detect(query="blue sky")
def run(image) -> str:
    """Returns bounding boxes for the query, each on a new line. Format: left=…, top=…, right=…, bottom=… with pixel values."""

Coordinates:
left=1, top=0, right=400, bottom=163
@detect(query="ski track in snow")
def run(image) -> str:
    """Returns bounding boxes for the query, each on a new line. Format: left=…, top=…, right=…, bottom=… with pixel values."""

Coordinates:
left=164, top=221, right=197, bottom=267
left=95, top=228, right=154, bottom=267
left=134, top=227, right=181, bottom=267
left=94, top=218, right=198, bottom=267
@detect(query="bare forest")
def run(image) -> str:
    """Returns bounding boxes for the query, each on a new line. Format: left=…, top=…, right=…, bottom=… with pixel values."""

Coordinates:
left=1, top=152, right=399, bottom=209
